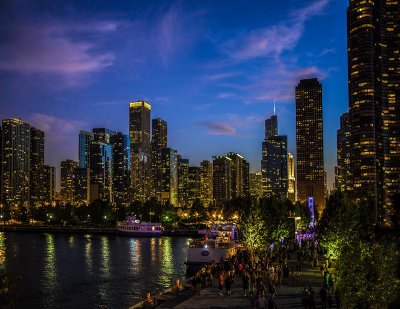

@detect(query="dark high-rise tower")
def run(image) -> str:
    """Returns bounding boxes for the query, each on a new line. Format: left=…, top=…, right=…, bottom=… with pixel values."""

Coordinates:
left=129, top=101, right=151, bottom=202
left=200, top=160, right=213, bottom=207
left=296, top=78, right=325, bottom=217
left=347, top=0, right=400, bottom=223
left=79, top=130, right=93, bottom=169
left=177, top=156, right=189, bottom=207
left=30, top=127, right=44, bottom=204
left=160, top=148, right=178, bottom=206
left=336, top=112, right=351, bottom=192
left=213, top=156, right=231, bottom=207
left=261, top=115, right=288, bottom=197
left=265, top=115, right=278, bottom=139
left=151, top=118, right=167, bottom=200
left=110, top=132, right=130, bottom=204
left=1, top=118, right=31, bottom=204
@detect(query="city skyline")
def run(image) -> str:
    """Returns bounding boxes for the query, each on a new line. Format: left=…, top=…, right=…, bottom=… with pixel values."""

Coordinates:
left=0, top=0, right=349, bottom=190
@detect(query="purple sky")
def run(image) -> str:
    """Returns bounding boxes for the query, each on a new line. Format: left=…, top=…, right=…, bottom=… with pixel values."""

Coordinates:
left=0, top=0, right=349, bottom=190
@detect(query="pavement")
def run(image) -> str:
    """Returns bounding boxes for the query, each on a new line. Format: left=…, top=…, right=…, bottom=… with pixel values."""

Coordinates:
left=160, top=258, right=338, bottom=309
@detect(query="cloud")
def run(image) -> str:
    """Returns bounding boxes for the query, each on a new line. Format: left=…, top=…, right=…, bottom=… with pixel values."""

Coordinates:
left=221, top=0, right=329, bottom=62
left=0, top=21, right=116, bottom=75
left=206, top=72, right=242, bottom=80
left=196, top=121, right=251, bottom=137
left=29, top=113, right=86, bottom=163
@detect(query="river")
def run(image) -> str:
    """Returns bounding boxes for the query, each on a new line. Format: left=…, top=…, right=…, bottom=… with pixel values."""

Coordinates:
left=0, top=232, right=190, bottom=308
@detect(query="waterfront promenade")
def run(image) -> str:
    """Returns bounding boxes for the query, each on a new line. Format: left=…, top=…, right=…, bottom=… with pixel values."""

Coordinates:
left=135, top=255, right=335, bottom=308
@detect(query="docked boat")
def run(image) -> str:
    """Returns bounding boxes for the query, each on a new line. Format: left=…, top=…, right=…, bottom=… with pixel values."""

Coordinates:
left=198, top=224, right=236, bottom=239
left=186, top=236, right=236, bottom=265
left=117, top=217, right=162, bottom=236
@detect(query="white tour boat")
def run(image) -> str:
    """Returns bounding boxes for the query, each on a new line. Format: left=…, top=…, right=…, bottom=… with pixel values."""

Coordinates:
left=117, top=217, right=162, bottom=237
left=186, top=236, right=236, bottom=265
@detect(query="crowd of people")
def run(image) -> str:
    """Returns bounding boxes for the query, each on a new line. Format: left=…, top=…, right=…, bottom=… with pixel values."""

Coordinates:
left=190, top=237, right=341, bottom=309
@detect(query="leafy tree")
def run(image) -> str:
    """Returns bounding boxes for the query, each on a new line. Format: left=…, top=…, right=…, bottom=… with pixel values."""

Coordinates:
left=259, top=196, right=293, bottom=243
left=293, top=200, right=312, bottom=229
left=242, top=202, right=268, bottom=260
left=190, top=198, right=208, bottom=221
left=223, top=197, right=252, bottom=221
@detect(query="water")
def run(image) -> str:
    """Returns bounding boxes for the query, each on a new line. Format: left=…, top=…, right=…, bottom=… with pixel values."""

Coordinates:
left=0, top=232, right=190, bottom=308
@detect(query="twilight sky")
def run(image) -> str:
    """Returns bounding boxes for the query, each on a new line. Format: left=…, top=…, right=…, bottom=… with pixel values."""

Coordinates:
left=0, top=0, right=349, bottom=190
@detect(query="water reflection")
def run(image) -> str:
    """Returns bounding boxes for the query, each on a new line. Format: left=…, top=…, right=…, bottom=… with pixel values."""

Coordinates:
left=160, top=237, right=173, bottom=285
left=85, top=234, right=93, bottom=274
left=43, top=233, right=57, bottom=307
left=0, top=232, right=6, bottom=271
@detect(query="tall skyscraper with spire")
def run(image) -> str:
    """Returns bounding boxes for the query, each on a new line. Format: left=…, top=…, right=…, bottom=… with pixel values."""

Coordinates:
left=129, top=101, right=151, bottom=202
left=296, top=78, right=325, bottom=217
left=347, top=0, right=400, bottom=223
left=261, top=113, right=288, bottom=197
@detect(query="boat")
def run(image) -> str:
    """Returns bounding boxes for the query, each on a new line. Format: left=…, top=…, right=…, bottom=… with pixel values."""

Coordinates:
left=198, top=224, right=236, bottom=239
left=186, top=235, right=236, bottom=265
left=117, top=216, right=162, bottom=236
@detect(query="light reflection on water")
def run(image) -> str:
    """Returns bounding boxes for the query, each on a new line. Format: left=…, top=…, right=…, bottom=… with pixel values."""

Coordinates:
left=42, top=233, right=58, bottom=308
left=2, top=233, right=189, bottom=308
left=0, top=232, right=6, bottom=272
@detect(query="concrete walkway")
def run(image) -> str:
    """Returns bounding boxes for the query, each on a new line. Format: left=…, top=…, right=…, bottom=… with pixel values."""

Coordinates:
left=161, top=259, right=336, bottom=308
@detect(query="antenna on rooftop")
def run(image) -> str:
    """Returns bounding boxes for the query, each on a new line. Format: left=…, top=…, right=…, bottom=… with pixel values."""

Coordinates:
left=273, top=99, right=276, bottom=115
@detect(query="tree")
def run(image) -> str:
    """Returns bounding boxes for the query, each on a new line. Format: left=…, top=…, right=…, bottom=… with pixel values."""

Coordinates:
left=242, top=203, right=268, bottom=260
left=293, top=201, right=312, bottom=229
left=190, top=199, right=208, bottom=221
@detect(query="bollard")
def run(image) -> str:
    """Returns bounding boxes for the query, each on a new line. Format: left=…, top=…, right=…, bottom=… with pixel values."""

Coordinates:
left=175, top=279, right=180, bottom=295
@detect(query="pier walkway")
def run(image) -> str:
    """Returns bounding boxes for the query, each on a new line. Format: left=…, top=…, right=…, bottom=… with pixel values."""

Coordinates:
left=157, top=258, right=335, bottom=308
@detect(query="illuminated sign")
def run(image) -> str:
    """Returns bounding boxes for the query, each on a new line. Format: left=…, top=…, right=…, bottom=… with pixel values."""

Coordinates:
left=308, top=197, right=314, bottom=226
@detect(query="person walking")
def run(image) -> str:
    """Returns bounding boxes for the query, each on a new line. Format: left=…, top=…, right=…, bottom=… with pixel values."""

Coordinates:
left=218, top=272, right=224, bottom=296
left=242, top=270, right=250, bottom=297
left=320, top=286, right=328, bottom=309
left=296, top=262, right=301, bottom=279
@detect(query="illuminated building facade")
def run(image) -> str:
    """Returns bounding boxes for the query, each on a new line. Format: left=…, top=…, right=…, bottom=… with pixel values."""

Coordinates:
left=296, top=78, right=325, bottom=216
left=347, top=0, right=400, bottom=223
left=261, top=115, right=288, bottom=197
left=213, top=156, right=231, bottom=207
left=188, top=166, right=200, bottom=207
left=160, top=148, right=178, bottom=206
left=249, top=172, right=263, bottom=198
left=111, top=132, right=130, bottom=204
left=336, top=112, right=351, bottom=192
left=73, top=167, right=90, bottom=204
left=200, top=160, right=213, bottom=207
left=129, top=101, right=151, bottom=202
left=30, top=127, right=44, bottom=204
left=177, top=156, right=189, bottom=207
left=42, top=165, right=55, bottom=203
left=1, top=118, right=31, bottom=205
left=79, top=130, right=93, bottom=168
left=288, top=152, right=296, bottom=202
left=90, top=128, right=115, bottom=202
left=151, top=118, right=167, bottom=200
left=61, top=160, right=78, bottom=203
left=226, top=152, right=249, bottom=198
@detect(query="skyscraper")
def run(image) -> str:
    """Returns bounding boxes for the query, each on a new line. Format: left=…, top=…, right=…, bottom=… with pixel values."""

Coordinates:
left=213, top=156, right=231, bottom=207
left=160, top=148, right=178, bottom=206
left=226, top=152, right=249, bottom=199
left=61, top=160, right=78, bottom=203
left=110, top=132, right=130, bottom=204
left=90, top=128, right=115, bottom=202
left=177, top=157, right=189, bottom=207
left=265, top=115, right=278, bottom=139
left=347, top=0, right=400, bottom=223
left=336, top=112, right=351, bottom=192
left=129, top=101, right=151, bottom=202
left=73, top=167, right=90, bottom=204
left=1, top=118, right=31, bottom=204
left=151, top=118, right=167, bottom=200
left=261, top=115, right=288, bottom=197
left=296, top=78, right=325, bottom=217
left=188, top=166, right=201, bottom=207
left=30, top=127, right=44, bottom=204
left=200, top=160, right=213, bottom=207
left=288, top=153, right=296, bottom=202
left=79, top=130, right=93, bottom=169
left=249, top=172, right=263, bottom=198
left=42, top=165, right=55, bottom=203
